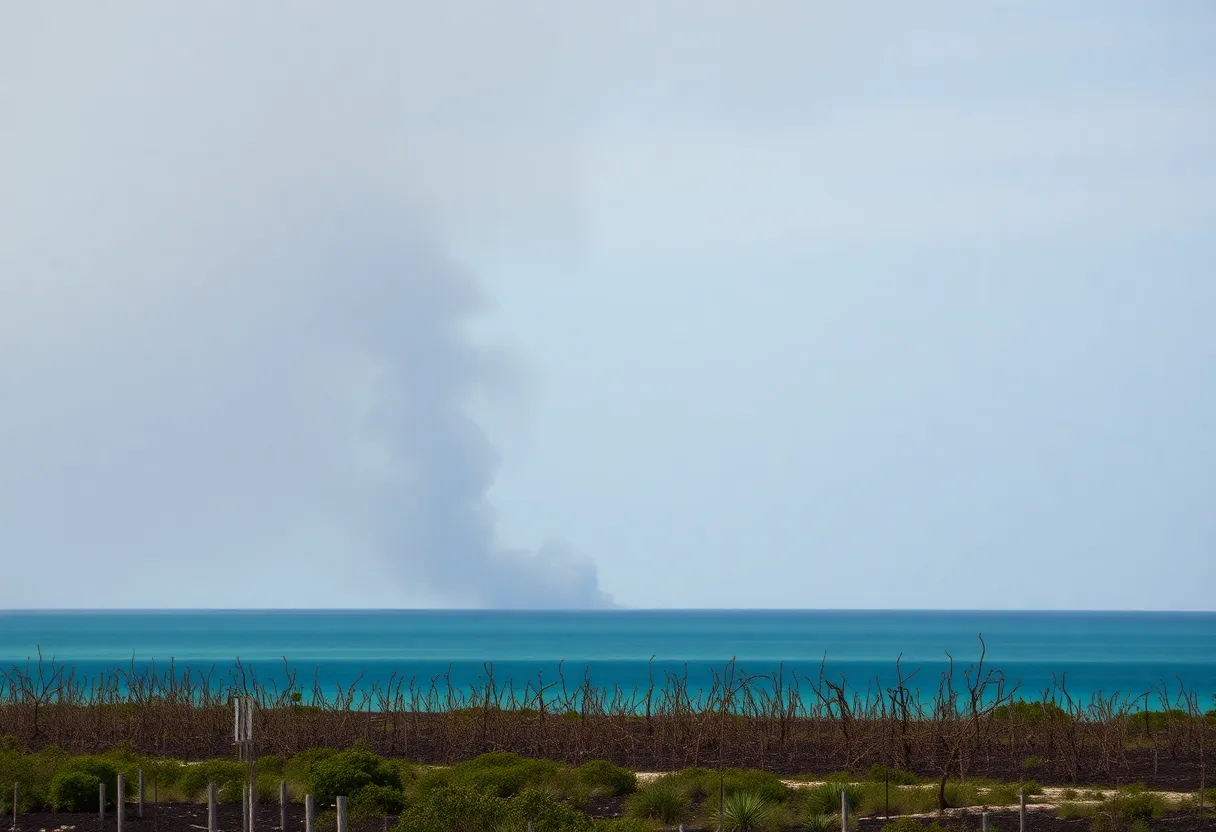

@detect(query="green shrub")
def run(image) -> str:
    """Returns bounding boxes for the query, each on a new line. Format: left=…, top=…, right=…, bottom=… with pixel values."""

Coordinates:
left=178, top=760, right=247, bottom=802
left=143, top=759, right=187, bottom=795
left=394, top=784, right=504, bottom=832
left=666, top=767, right=714, bottom=799
left=504, top=788, right=591, bottom=832
left=801, top=782, right=862, bottom=816
left=575, top=760, right=636, bottom=796
left=865, top=766, right=922, bottom=786
left=48, top=770, right=104, bottom=812
left=1124, top=709, right=1192, bottom=733
left=0, top=749, right=46, bottom=811
left=1021, top=756, right=1044, bottom=770
left=351, top=783, right=407, bottom=818
left=394, top=783, right=590, bottom=832
left=284, top=747, right=339, bottom=794
left=681, top=768, right=789, bottom=808
left=625, top=778, right=690, bottom=825
left=256, top=770, right=287, bottom=802
left=1059, top=789, right=1079, bottom=801
left=982, top=782, right=1042, bottom=806
left=992, top=701, right=1072, bottom=724
left=857, top=784, right=937, bottom=816
left=1091, top=788, right=1168, bottom=832
left=941, top=781, right=981, bottom=808
left=59, top=756, right=119, bottom=806
left=418, top=753, right=565, bottom=800
left=310, top=750, right=402, bottom=805
left=720, top=792, right=772, bottom=832
left=257, top=755, right=286, bottom=776
left=96, top=747, right=152, bottom=783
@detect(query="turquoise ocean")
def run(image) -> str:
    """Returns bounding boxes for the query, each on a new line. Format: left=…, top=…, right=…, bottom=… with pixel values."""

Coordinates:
left=1, top=610, right=1213, bottom=709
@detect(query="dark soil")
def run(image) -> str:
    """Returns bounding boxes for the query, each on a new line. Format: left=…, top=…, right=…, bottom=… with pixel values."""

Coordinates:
left=8, top=804, right=1214, bottom=832
left=7, top=803, right=392, bottom=832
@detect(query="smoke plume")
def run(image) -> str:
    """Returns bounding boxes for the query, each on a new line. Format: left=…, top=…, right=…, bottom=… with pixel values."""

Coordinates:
left=0, top=5, right=612, bottom=608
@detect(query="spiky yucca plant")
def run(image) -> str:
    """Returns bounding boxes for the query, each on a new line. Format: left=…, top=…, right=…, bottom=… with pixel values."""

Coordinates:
left=721, top=791, right=771, bottom=832
left=803, top=813, right=837, bottom=832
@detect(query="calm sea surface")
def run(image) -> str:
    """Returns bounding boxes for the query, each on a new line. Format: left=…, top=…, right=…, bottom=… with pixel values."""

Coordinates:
left=1, top=610, right=1213, bottom=708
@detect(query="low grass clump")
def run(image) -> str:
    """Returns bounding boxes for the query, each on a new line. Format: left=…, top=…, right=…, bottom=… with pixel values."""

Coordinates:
left=410, top=752, right=634, bottom=811
left=394, top=784, right=591, bottom=832
left=978, top=781, right=1043, bottom=806
left=1056, top=802, right=1096, bottom=820
left=1090, top=786, right=1168, bottom=832
left=624, top=767, right=792, bottom=829
left=865, top=784, right=938, bottom=816
left=689, top=768, right=790, bottom=813
left=625, top=777, right=690, bottom=825
left=802, top=813, right=837, bottom=832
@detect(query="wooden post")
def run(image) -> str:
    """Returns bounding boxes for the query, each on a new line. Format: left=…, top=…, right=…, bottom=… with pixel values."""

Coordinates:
left=1018, top=788, right=1026, bottom=832
left=11, top=783, right=17, bottom=832
left=117, top=775, right=125, bottom=832
left=304, top=796, right=315, bottom=832
left=982, top=812, right=990, bottom=832
left=841, top=789, right=849, bottom=832
left=207, top=784, right=217, bottom=832
left=718, top=775, right=724, bottom=832
left=279, top=782, right=287, bottom=832
left=99, top=783, right=106, bottom=829
left=138, top=771, right=145, bottom=819
left=885, top=770, right=890, bottom=821
left=242, top=786, right=249, bottom=832
left=335, top=797, right=347, bottom=832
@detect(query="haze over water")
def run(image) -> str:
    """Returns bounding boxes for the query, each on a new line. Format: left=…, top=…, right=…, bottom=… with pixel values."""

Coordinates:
left=3, top=610, right=1213, bottom=708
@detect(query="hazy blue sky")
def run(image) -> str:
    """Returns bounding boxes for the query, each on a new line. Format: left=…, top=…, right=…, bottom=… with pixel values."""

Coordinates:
left=1, top=3, right=1213, bottom=610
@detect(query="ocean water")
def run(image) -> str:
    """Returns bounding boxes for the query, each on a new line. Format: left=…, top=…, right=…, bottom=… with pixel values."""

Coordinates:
left=0, top=610, right=1213, bottom=709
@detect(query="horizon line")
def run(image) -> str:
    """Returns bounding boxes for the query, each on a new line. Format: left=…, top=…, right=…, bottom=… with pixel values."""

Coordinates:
left=2, top=607, right=1213, bottom=614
